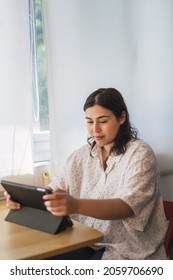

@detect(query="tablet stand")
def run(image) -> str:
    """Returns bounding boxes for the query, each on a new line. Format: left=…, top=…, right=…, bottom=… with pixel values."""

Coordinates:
left=5, top=206, right=73, bottom=234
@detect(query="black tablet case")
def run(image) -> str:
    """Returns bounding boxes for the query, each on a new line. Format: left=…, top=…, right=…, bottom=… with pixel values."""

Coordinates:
left=1, top=180, right=73, bottom=234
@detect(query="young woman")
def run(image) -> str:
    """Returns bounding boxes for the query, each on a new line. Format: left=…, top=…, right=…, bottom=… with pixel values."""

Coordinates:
left=6, top=88, right=168, bottom=260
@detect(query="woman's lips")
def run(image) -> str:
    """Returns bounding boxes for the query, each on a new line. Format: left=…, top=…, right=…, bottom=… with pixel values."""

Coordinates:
left=94, top=136, right=104, bottom=141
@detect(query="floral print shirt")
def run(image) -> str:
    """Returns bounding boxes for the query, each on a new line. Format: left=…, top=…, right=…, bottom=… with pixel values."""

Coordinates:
left=49, top=139, right=168, bottom=259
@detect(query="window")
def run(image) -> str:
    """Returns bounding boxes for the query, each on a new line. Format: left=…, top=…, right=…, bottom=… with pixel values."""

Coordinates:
left=29, top=0, right=50, bottom=163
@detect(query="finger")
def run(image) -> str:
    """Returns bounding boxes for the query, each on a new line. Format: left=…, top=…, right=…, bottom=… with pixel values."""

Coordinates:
left=53, top=188, right=67, bottom=194
left=43, top=192, right=57, bottom=200
left=46, top=206, right=67, bottom=216
left=43, top=191, right=67, bottom=201
left=4, top=191, right=11, bottom=200
left=51, top=210, right=66, bottom=216
left=44, top=197, right=66, bottom=207
left=6, top=200, right=21, bottom=210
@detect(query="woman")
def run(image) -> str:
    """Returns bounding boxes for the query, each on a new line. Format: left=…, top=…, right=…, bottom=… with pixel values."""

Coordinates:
left=6, top=88, right=168, bottom=260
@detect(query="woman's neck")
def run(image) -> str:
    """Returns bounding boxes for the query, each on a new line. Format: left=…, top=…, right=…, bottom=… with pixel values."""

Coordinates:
left=101, top=146, right=110, bottom=161
left=101, top=147, right=110, bottom=171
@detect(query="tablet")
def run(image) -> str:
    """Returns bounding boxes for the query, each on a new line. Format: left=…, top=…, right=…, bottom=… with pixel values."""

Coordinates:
left=1, top=180, right=73, bottom=234
left=1, top=180, right=52, bottom=211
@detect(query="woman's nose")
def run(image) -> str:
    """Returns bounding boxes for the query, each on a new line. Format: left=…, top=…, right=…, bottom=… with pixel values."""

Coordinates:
left=93, top=122, right=100, bottom=133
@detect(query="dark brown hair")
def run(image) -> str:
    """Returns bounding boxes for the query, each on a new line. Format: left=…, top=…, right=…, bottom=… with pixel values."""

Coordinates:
left=83, top=88, right=138, bottom=155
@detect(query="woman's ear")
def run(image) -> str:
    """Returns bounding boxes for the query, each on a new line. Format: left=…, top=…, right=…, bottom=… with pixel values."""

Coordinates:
left=119, top=111, right=126, bottom=125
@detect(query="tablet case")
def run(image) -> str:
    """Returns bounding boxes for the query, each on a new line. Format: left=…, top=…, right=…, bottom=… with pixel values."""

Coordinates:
left=2, top=180, right=73, bottom=234
left=5, top=207, right=73, bottom=234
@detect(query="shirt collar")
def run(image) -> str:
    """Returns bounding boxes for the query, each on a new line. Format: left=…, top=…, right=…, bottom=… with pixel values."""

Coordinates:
left=90, top=144, right=119, bottom=159
left=90, top=144, right=101, bottom=158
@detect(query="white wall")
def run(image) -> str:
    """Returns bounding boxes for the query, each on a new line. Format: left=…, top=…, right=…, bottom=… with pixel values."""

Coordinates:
left=43, top=0, right=173, bottom=198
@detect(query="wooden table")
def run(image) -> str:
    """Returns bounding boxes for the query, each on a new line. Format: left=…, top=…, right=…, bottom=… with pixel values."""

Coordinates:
left=0, top=200, right=103, bottom=260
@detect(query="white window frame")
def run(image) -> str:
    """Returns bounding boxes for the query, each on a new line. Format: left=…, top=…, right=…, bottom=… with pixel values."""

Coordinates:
left=33, top=131, right=50, bottom=163
left=29, top=0, right=50, bottom=164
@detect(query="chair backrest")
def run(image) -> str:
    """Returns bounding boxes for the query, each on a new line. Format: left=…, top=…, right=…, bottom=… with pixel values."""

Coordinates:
left=163, top=201, right=173, bottom=259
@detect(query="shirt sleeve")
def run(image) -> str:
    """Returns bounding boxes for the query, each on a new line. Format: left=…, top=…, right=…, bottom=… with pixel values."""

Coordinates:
left=117, top=143, right=159, bottom=231
left=48, top=166, right=69, bottom=191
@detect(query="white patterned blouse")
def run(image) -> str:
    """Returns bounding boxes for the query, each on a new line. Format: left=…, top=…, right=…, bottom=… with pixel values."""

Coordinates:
left=49, top=139, right=168, bottom=259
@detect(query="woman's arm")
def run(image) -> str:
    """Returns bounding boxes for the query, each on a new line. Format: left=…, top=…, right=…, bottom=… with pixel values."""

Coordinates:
left=43, top=189, right=134, bottom=220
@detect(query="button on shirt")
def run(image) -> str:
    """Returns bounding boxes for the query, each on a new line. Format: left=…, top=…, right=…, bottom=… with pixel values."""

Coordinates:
left=49, top=139, right=168, bottom=259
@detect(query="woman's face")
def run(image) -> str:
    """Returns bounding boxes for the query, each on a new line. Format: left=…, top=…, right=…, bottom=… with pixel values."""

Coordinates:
left=85, top=105, right=126, bottom=151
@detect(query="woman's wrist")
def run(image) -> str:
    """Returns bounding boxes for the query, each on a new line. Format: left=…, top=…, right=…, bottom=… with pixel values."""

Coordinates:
left=74, top=198, right=82, bottom=214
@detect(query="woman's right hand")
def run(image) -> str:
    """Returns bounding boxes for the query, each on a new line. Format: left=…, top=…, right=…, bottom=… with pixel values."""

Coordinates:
left=4, top=191, right=21, bottom=210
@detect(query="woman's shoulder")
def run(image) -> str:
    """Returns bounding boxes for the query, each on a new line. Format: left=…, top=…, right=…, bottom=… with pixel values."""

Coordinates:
left=128, top=139, right=155, bottom=152
left=66, top=144, right=90, bottom=163
left=126, top=139, right=156, bottom=160
left=125, top=139, right=158, bottom=170
left=71, top=143, right=90, bottom=155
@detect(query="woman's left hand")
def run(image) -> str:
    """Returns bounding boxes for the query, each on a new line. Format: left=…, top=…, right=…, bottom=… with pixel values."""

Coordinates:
left=43, top=188, right=79, bottom=216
